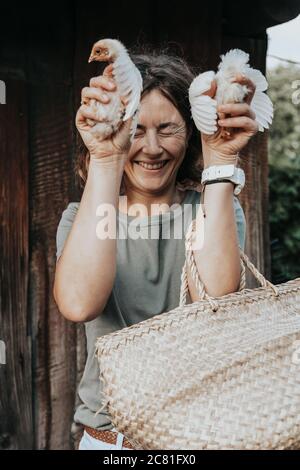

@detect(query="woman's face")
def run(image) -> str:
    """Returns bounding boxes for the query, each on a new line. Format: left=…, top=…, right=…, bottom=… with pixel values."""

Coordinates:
left=124, top=89, right=188, bottom=194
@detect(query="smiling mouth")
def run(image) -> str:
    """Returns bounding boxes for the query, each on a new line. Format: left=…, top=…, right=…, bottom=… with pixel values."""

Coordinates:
left=134, top=160, right=170, bottom=170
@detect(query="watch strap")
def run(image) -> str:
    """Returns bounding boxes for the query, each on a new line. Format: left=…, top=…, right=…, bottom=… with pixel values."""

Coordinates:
left=201, top=164, right=236, bottom=182
left=203, top=179, right=235, bottom=186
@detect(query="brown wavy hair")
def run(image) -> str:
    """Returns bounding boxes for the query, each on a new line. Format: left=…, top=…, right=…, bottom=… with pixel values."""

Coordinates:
left=75, top=45, right=204, bottom=194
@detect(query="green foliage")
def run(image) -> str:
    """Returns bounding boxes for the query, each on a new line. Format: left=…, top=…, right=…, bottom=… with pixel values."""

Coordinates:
left=267, top=64, right=300, bottom=283
left=267, top=65, right=300, bottom=169
left=269, top=165, right=300, bottom=283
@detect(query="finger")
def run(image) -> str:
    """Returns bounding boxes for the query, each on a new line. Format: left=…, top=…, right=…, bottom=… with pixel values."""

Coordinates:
left=78, top=104, right=103, bottom=122
left=218, top=116, right=258, bottom=132
left=89, top=75, right=116, bottom=90
left=231, top=74, right=256, bottom=104
left=117, top=117, right=135, bottom=149
left=75, top=108, right=93, bottom=128
left=119, top=116, right=133, bottom=135
left=120, top=96, right=129, bottom=106
left=217, top=110, right=227, bottom=121
left=82, top=87, right=110, bottom=104
left=76, top=112, right=94, bottom=130
left=217, top=103, right=256, bottom=120
left=103, top=64, right=114, bottom=77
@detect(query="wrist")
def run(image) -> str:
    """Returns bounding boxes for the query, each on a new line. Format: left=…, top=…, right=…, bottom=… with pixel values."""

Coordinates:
left=203, top=152, right=239, bottom=169
left=89, top=153, right=127, bottom=170
left=88, top=154, right=127, bottom=181
left=90, top=153, right=128, bottom=164
left=201, top=141, right=238, bottom=169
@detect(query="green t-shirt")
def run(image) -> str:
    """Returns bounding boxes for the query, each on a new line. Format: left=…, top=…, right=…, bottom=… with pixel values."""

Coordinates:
left=56, top=189, right=246, bottom=430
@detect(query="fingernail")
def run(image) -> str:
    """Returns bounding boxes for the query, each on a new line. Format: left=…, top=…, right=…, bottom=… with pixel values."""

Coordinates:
left=108, top=81, right=115, bottom=88
left=102, top=93, right=109, bottom=101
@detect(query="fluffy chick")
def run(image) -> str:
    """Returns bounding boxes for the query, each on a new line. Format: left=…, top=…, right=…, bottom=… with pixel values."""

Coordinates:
left=189, top=48, right=273, bottom=138
left=86, top=38, right=143, bottom=141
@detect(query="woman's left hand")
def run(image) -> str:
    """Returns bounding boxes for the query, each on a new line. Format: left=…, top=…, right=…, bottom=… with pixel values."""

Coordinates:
left=201, top=73, right=259, bottom=166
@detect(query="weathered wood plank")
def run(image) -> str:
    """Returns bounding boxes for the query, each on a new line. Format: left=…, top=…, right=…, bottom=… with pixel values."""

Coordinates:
left=154, top=1, right=222, bottom=70
left=25, top=2, right=78, bottom=449
left=0, top=78, right=32, bottom=449
left=29, top=88, right=77, bottom=450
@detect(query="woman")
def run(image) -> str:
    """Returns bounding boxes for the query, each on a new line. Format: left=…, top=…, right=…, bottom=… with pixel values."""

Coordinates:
left=53, top=49, right=258, bottom=450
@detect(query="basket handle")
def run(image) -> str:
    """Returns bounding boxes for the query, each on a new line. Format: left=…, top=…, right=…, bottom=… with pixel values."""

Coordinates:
left=179, top=219, right=279, bottom=311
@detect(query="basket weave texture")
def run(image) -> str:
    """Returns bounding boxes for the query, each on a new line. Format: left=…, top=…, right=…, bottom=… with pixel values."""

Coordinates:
left=95, top=219, right=300, bottom=450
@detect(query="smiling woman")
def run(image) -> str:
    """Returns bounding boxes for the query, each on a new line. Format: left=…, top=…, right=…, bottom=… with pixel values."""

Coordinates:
left=53, top=46, right=248, bottom=450
left=122, top=88, right=191, bottom=211
left=75, top=51, right=203, bottom=199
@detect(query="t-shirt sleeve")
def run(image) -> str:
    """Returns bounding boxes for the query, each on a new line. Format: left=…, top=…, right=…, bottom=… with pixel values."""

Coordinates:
left=56, top=202, right=80, bottom=261
left=233, top=196, right=246, bottom=250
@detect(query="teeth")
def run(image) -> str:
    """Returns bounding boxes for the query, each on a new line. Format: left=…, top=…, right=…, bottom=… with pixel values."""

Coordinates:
left=136, top=161, right=168, bottom=170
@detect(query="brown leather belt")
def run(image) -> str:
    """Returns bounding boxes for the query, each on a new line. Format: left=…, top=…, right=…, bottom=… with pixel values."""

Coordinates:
left=84, top=426, right=135, bottom=449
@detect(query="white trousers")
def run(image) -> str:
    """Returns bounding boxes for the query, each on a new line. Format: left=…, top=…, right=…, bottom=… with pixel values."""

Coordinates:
left=78, top=427, right=132, bottom=450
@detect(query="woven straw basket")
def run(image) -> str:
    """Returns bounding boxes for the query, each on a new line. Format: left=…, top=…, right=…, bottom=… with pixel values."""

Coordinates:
left=95, top=219, right=300, bottom=450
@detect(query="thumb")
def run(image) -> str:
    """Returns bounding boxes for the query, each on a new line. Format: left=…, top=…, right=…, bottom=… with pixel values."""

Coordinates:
left=103, top=64, right=114, bottom=78
left=119, top=116, right=134, bottom=136
left=114, top=116, right=134, bottom=151
left=203, top=79, right=217, bottom=99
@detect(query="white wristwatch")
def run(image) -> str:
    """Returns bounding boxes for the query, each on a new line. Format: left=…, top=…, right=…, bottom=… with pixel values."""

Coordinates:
left=201, top=164, right=245, bottom=195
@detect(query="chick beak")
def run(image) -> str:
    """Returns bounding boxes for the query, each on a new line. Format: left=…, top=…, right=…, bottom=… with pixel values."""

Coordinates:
left=88, top=54, right=95, bottom=63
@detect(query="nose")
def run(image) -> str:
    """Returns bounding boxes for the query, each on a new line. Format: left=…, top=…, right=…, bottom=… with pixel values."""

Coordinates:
left=142, top=130, right=163, bottom=156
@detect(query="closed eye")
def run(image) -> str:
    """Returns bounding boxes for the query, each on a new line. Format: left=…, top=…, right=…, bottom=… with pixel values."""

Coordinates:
left=134, top=129, right=175, bottom=138
left=134, top=123, right=186, bottom=138
left=158, top=131, right=174, bottom=137
left=134, top=130, right=145, bottom=138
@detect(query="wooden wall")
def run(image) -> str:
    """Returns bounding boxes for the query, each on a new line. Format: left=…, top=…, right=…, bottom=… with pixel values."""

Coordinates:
left=0, top=0, right=272, bottom=449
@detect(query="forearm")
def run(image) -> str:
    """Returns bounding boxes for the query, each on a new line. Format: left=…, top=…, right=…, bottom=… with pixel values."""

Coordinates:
left=54, top=155, right=126, bottom=322
left=191, top=182, right=241, bottom=298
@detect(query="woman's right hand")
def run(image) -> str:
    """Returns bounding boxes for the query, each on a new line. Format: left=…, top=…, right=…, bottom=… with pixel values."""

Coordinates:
left=75, top=65, right=133, bottom=160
